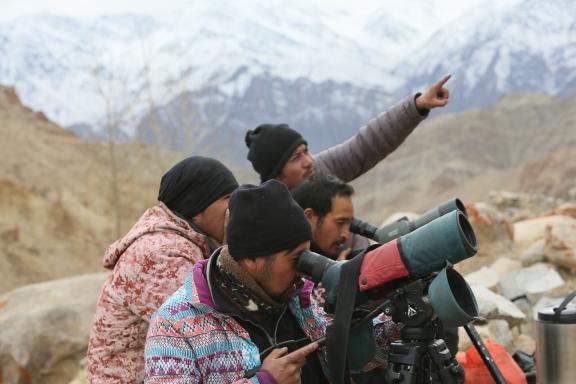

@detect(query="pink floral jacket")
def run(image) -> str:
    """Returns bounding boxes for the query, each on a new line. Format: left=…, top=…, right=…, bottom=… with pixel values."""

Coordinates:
left=87, top=202, right=210, bottom=384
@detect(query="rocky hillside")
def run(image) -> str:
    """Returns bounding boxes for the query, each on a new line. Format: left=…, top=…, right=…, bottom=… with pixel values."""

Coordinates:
left=0, top=85, right=186, bottom=294
left=350, top=93, right=576, bottom=224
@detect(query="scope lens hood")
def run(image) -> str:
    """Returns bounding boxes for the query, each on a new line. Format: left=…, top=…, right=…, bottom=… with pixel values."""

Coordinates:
left=428, top=267, right=478, bottom=327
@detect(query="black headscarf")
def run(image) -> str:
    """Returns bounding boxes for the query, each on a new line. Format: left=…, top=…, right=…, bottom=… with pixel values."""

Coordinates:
left=158, top=156, right=238, bottom=221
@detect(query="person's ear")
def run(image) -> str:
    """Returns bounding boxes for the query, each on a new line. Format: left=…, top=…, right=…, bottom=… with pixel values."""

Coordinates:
left=303, top=207, right=315, bottom=220
left=303, top=208, right=318, bottom=226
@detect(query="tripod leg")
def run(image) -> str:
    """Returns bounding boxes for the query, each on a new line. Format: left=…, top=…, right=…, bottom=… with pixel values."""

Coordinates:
left=427, top=339, right=464, bottom=384
left=385, top=342, right=426, bottom=384
left=464, top=324, right=506, bottom=384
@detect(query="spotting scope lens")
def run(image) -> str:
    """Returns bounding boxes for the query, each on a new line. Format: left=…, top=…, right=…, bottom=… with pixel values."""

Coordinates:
left=350, top=198, right=468, bottom=244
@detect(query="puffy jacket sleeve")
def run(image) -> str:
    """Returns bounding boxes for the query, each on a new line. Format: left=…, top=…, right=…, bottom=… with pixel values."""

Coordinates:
left=313, top=95, right=427, bottom=182
left=117, top=231, right=206, bottom=321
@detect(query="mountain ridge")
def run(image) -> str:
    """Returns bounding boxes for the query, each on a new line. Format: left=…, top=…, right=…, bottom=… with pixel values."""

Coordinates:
left=1, top=0, right=574, bottom=149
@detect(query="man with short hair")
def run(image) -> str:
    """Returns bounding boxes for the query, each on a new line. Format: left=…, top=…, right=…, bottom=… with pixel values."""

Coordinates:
left=245, top=75, right=451, bottom=189
left=292, top=174, right=459, bottom=362
left=292, top=173, right=355, bottom=261
left=144, top=180, right=398, bottom=383
left=88, top=156, right=238, bottom=383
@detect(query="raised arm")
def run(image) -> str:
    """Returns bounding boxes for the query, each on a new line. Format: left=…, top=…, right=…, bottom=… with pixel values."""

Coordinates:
left=314, top=75, right=451, bottom=182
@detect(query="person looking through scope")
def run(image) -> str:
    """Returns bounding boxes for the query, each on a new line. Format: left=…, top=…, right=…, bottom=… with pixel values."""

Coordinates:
left=291, top=174, right=402, bottom=383
left=348, top=198, right=469, bottom=357
left=144, top=180, right=404, bottom=384
left=292, top=174, right=357, bottom=261
left=296, top=207, right=479, bottom=384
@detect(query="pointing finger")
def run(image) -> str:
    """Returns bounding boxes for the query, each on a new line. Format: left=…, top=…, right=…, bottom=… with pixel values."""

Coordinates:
left=435, top=74, right=452, bottom=88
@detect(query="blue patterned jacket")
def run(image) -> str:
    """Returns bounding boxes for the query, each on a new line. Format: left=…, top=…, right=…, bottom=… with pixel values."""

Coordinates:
left=144, top=257, right=330, bottom=383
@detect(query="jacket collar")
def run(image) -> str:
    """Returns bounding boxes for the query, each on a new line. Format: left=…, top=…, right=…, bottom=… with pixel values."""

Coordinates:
left=191, top=249, right=316, bottom=311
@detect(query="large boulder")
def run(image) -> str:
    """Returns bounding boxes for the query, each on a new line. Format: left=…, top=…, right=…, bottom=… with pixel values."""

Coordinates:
left=465, top=267, right=500, bottom=289
left=0, top=273, right=107, bottom=384
left=544, top=219, right=576, bottom=271
left=464, top=259, right=522, bottom=291
left=499, top=263, right=565, bottom=301
left=520, top=239, right=546, bottom=266
left=544, top=202, right=576, bottom=220
left=489, top=258, right=522, bottom=279
left=470, top=286, right=526, bottom=326
left=456, top=203, right=515, bottom=274
left=513, top=215, right=575, bottom=253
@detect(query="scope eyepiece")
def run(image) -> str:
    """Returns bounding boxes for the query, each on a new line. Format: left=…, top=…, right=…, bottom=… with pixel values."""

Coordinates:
left=297, top=250, right=336, bottom=283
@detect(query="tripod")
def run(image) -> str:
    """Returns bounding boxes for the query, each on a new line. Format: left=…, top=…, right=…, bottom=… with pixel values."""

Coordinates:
left=385, top=323, right=464, bottom=384
left=353, top=276, right=505, bottom=384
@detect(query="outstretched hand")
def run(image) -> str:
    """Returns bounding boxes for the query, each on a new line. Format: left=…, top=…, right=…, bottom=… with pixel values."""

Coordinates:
left=415, top=74, right=451, bottom=110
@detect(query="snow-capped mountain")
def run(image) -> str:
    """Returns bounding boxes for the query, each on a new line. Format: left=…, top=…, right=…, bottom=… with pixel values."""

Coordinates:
left=397, top=0, right=576, bottom=111
left=1, top=0, right=575, bottom=157
left=136, top=71, right=393, bottom=162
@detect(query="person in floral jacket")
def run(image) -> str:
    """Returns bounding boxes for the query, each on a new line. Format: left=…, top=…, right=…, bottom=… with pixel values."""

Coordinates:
left=87, top=156, right=238, bottom=384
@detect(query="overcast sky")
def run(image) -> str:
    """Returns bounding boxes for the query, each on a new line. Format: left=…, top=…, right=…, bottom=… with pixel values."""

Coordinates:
left=2, top=0, right=364, bottom=19
left=1, top=0, right=483, bottom=22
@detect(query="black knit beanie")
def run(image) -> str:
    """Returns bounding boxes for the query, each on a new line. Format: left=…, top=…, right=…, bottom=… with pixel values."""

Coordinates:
left=245, top=124, right=307, bottom=183
left=227, top=180, right=312, bottom=260
left=158, top=156, right=238, bottom=221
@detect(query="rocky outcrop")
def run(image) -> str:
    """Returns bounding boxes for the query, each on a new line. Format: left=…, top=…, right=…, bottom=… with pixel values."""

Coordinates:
left=470, top=285, right=526, bottom=326
left=488, top=191, right=563, bottom=222
left=514, top=215, right=575, bottom=253
left=0, top=86, right=23, bottom=107
left=520, top=239, right=546, bottom=266
left=456, top=202, right=515, bottom=275
left=498, top=263, right=565, bottom=301
left=0, top=273, right=107, bottom=384
left=544, top=219, right=576, bottom=271
left=457, top=199, right=576, bottom=372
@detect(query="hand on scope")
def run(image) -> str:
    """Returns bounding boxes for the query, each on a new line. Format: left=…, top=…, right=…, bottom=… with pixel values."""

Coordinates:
left=260, top=342, right=319, bottom=384
left=415, top=74, right=451, bottom=110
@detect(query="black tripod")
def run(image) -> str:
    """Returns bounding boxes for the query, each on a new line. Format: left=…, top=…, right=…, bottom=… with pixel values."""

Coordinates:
left=385, top=323, right=464, bottom=384
left=354, top=276, right=505, bottom=384
left=367, top=277, right=464, bottom=384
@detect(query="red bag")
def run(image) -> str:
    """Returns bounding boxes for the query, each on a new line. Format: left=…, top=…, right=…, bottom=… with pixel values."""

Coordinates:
left=456, top=339, right=527, bottom=384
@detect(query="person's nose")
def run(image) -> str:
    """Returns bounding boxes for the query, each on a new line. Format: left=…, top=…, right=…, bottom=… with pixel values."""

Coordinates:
left=303, top=153, right=313, bottom=169
left=341, top=225, right=351, bottom=241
